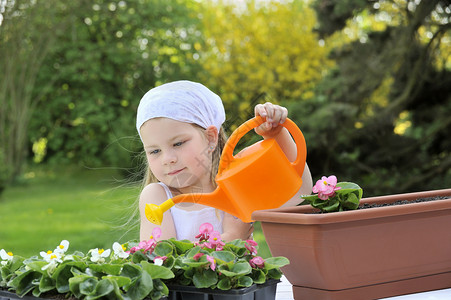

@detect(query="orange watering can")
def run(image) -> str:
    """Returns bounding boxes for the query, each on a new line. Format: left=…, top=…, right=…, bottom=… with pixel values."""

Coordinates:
left=145, top=116, right=307, bottom=224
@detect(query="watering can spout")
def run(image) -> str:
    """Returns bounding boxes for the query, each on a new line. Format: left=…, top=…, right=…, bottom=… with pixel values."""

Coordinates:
left=145, top=188, right=234, bottom=225
left=145, top=198, right=175, bottom=225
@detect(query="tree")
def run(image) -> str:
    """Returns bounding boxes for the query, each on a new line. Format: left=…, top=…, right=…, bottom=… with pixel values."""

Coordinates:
left=198, top=0, right=332, bottom=132
left=27, top=0, right=204, bottom=169
left=0, top=0, right=67, bottom=184
left=303, top=0, right=451, bottom=195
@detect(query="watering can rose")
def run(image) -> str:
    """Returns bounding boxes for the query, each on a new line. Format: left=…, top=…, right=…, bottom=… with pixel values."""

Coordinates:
left=301, top=175, right=363, bottom=212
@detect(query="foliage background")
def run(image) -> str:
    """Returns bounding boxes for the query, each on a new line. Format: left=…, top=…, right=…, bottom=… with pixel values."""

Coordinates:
left=0, top=0, right=450, bottom=254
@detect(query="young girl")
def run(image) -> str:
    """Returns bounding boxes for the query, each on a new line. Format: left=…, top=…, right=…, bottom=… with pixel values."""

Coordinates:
left=136, top=80, right=312, bottom=241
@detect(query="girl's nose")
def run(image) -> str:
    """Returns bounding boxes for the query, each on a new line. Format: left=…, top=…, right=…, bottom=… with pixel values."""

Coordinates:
left=162, top=150, right=177, bottom=165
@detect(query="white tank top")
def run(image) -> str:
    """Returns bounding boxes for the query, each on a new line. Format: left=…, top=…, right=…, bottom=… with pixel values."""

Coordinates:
left=158, top=182, right=224, bottom=241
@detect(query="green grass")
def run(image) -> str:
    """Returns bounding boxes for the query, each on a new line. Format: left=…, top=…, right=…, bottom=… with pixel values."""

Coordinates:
left=0, top=166, right=271, bottom=258
left=0, top=167, right=140, bottom=257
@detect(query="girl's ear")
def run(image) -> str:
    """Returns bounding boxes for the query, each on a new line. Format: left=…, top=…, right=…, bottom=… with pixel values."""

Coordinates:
left=205, top=125, right=219, bottom=151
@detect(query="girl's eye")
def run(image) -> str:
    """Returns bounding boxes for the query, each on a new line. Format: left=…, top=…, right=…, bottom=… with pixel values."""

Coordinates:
left=149, top=149, right=160, bottom=155
left=173, top=141, right=186, bottom=147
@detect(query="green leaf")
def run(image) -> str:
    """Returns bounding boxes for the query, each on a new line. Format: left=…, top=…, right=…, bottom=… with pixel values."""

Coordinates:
left=68, top=275, right=96, bottom=298
left=192, top=268, right=218, bottom=288
left=161, top=256, right=175, bottom=269
left=123, top=270, right=153, bottom=300
left=237, top=276, right=253, bottom=287
left=88, top=263, right=123, bottom=275
left=131, top=251, right=148, bottom=264
left=149, top=279, right=169, bottom=299
left=9, top=269, right=41, bottom=297
left=184, top=246, right=202, bottom=258
left=85, top=278, right=115, bottom=300
left=217, top=261, right=251, bottom=277
left=32, top=286, right=41, bottom=297
left=154, top=241, right=174, bottom=257
left=38, top=274, right=55, bottom=293
left=322, top=199, right=340, bottom=212
left=169, top=239, right=194, bottom=255
left=250, top=269, right=266, bottom=284
left=217, top=277, right=232, bottom=290
left=23, top=260, right=48, bottom=273
left=342, top=192, right=360, bottom=210
left=267, top=268, right=283, bottom=279
left=222, top=243, right=247, bottom=257
left=264, top=257, right=290, bottom=270
left=53, top=262, right=86, bottom=293
left=80, top=277, right=98, bottom=295
left=141, top=260, right=174, bottom=280
left=336, top=182, right=360, bottom=190
left=211, top=250, right=235, bottom=264
left=120, top=263, right=142, bottom=279
left=300, top=194, right=319, bottom=202
left=103, top=275, right=132, bottom=288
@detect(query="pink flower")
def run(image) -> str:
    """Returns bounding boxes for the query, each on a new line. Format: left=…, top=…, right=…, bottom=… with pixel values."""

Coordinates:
left=207, top=231, right=225, bottom=251
left=312, top=175, right=341, bottom=200
left=149, top=227, right=162, bottom=243
left=195, top=223, right=213, bottom=242
left=206, top=255, right=216, bottom=271
left=249, top=256, right=265, bottom=269
left=245, top=240, right=258, bottom=256
left=154, top=255, right=167, bottom=262
left=138, top=240, right=156, bottom=253
left=127, top=227, right=162, bottom=254
left=193, top=253, right=204, bottom=261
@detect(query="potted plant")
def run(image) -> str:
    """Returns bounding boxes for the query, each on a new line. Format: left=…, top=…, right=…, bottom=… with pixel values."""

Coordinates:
left=252, top=175, right=451, bottom=300
left=0, top=223, right=289, bottom=300
left=135, top=223, right=288, bottom=299
left=0, top=239, right=173, bottom=300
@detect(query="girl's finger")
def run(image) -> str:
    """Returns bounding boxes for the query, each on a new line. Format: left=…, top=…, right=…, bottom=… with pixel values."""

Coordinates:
left=254, top=104, right=267, bottom=118
left=279, top=106, right=288, bottom=124
left=272, top=107, right=283, bottom=124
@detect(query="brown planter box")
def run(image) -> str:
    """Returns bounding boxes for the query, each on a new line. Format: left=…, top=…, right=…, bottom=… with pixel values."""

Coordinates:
left=252, top=189, right=451, bottom=300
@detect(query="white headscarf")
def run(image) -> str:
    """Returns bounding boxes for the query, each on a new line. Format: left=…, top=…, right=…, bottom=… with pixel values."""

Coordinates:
left=136, top=80, right=226, bottom=141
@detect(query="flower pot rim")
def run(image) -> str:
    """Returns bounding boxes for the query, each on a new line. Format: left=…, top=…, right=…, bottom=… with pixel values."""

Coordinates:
left=166, top=279, right=280, bottom=296
left=252, top=188, right=451, bottom=225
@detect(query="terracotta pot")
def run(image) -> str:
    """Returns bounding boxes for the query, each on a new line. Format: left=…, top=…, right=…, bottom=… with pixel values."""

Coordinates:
left=252, top=189, right=451, bottom=300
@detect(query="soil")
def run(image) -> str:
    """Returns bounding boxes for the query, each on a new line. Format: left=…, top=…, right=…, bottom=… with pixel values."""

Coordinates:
left=358, top=196, right=449, bottom=210
left=309, top=196, right=450, bottom=214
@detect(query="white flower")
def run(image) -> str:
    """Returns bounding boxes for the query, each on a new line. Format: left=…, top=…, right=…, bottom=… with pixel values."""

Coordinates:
left=40, top=250, right=63, bottom=274
left=0, top=249, right=13, bottom=266
left=54, top=240, right=69, bottom=254
left=90, top=248, right=111, bottom=263
left=40, top=250, right=62, bottom=264
left=112, top=242, right=129, bottom=259
left=154, top=258, right=164, bottom=266
left=0, top=249, right=13, bottom=261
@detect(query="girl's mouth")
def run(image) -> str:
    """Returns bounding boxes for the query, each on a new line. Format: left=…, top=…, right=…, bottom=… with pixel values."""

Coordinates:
left=168, top=168, right=185, bottom=176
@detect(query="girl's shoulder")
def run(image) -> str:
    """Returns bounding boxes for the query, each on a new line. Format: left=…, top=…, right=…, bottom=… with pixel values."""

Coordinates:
left=139, top=182, right=170, bottom=206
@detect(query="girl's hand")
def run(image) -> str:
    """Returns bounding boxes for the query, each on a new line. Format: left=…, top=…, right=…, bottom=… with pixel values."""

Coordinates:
left=254, top=102, right=288, bottom=139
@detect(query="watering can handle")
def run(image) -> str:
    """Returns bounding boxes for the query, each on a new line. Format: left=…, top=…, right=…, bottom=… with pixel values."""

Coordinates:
left=218, top=116, right=307, bottom=176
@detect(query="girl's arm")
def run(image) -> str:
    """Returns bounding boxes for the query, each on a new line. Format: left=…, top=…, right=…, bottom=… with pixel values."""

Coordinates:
left=139, top=183, right=177, bottom=241
left=221, top=213, right=253, bottom=242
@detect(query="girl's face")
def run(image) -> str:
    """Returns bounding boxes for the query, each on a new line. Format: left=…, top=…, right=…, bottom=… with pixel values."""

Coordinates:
left=140, top=118, right=213, bottom=192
